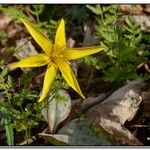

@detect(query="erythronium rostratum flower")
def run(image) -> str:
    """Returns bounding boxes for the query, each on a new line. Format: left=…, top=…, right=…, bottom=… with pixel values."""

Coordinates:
left=9, top=18, right=104, bottom=102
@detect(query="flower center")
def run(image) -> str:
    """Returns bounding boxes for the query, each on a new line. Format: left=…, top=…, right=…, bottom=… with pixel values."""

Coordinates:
left=50, top=45, right=65, bottom=63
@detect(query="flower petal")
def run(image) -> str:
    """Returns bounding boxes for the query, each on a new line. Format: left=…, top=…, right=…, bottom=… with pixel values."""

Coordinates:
left=57, top=60, right=85, bottom=99
left=63, top=46, right=104, bottom=60
left=20, top=18, right=52, bottom=56
left=9, top=54, right=49, bottom=69
left=55, top=19, right=66, bottom=51
left=39, top=64, right=57, bottom=102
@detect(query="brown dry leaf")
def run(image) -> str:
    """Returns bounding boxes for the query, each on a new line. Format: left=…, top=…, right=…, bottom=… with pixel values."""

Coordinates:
left=0, top=13, right=23, bottom=38
left=7, top=22, right=23, bottom=38
left=82, top=23, right=99, bottom=47
left=67, top=37, right=75, bottom=48
left=122, top=15, right=150, bottom=33
left=0, top=13, right=11, bottom=30
left=131, top=15, right=150, bottom=32
left=15, top=38, right=38, bottom=60
left=85, top=80, right=146, bottom=145
left=120, top=5, right=143, bottom=15
left=13, top=38, right=38, bottom=71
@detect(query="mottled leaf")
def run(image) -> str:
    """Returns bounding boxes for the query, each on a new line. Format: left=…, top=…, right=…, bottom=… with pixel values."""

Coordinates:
left=40, top=118, right=116, bottom=145
left=42, top=90, right=71, bottom=133
left=57, top=118, right=116, bottom=145
left=39, top=133, right=69, bottom=146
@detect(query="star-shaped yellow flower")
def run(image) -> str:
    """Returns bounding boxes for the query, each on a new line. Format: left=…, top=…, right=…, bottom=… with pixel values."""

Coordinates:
left=9, top=18, right=104, bottom=102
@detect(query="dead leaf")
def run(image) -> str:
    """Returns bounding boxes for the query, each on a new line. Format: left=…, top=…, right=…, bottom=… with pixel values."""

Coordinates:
left=67, top=37, right=75, bottom=48
left=0, top=14, right=11, bottom=30
left=15, top=38, right=38, bottom=60
left=131, top=15, right=150, bottom=32
left=82, top=23, right=99, bottom=47
left=7, top=22, right=23, bottom=38
left=13, top=38, right=38, bottom=71
left=85, top=80, right=146, bottom=145
left=120, top=5, right=143, bottom=15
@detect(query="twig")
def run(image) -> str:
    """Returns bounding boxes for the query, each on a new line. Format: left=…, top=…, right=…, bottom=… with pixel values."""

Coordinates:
left=130, top=125, right=150, bottom=128
left=18, top=136, right=36, bottom=145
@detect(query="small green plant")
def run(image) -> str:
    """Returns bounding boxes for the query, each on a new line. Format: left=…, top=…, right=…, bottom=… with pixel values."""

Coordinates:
left=29, top=5, right=45, bottom=24
left=0, top=31, right=8, bottom=45
left=0, top=60, right=42, bottom=144
left=0, top=60, right=70, bottom=145
left=0, top=61, right=14, bottom=145
left=86, top=5, right=149, bottom=83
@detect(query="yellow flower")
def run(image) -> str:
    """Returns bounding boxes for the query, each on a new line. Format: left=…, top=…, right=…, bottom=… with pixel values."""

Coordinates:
left=9, top=18, right=104, bottom=102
